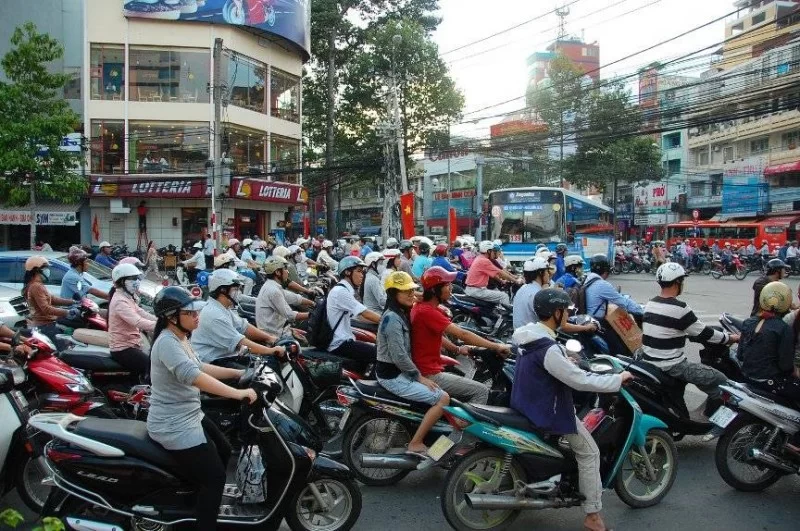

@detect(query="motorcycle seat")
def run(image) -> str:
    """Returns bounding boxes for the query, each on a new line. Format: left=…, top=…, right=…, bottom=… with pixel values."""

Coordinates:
left=60, top=352, right=126, bottom=373
left=461, top=403, right=540, bottom=434
left=722, top=313, right=744, bottom=331
left=72, top=329, right=110, bottom=348
left=73, top=418, right=183, bottom=475
left=629, top=359, right=686, bottom=389
left=457, top=295, right=498, bottom=309
left=353, top=380, right=432, bottom=411
left=745, top=384, right=800, bottom=410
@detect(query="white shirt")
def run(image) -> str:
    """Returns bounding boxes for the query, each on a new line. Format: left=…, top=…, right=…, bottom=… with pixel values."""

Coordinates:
left=225, top=248, right=246, bottom=268
left=317, top=249, right=338, bottom=269
left=787, top=246, right=798, bottom=259
left=183, top=249, right=205, bottom=267
left=204, top=238, right=215, bottom=256
left=326, top=281, right=366, bottom=351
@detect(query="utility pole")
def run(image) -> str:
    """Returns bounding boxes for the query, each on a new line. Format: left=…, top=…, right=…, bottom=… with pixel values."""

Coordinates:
left=475, top=155, right=485, bottom=241
left=29, top=175, right=36, bottom=249
left=391, top=34, right=408, bottom=193
left=379, top=120, right=401, bottom=243
left=212, top=38, right=223, bottom=249
left=325, top=30, right=338, bottom=239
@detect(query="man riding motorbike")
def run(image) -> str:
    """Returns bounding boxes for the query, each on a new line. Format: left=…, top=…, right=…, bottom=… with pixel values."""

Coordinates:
left=181, top=242, right=206, bottom=282
left=224, top=238, right=257, bottom=296
left=94, top=241, right=118, bottom=268
left=398, top=240, right=415, bottom=276
left=552, top=243, right=568, bottom=282
left=751, top=258, right=790, bottom=316
left=555, top=255, right=585, bottom=290
left=191, top=268, right=283, bottom=370
left=464, top=240, right=521, bottom=306
left=431, top=243, right=466, bottom=283
left=362, top=251, right=387, bottom=314
left=108, top=262, right=157, bottom=376
left=411, top=240, right=433, bottom=279
left=317, top=239, right=339, bottom=270
left=511, top=288, right=633, bottom=531
left=273, top=245, right=318, bottom=298
left=61, top=246, right=110, bottom=301
left=255, top=256, right=312, bottom=340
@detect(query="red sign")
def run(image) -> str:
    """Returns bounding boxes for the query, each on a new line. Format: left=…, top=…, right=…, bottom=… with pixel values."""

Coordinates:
left=433, top=189, right=477, bottom=201
left=231, top=178, right=308, bottom=204
left=490, top=119, right=548, bottom=139
left=400, top=192, right=415, bottom=239
left=692, top=209, right=700, bottom=220
left=449, top=207, right=457, bottom=244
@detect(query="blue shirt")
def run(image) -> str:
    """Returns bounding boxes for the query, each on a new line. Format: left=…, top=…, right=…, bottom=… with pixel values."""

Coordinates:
left=584, top=272, right=643, bottom=319
left=95, top=253, right=117, bottom=268
left=360, top=244, right=373, bottom=258
left=553, top=256, right=565, bottom=282
left=431, top=256, right=456, bottom=272
left=557, top=273, right=580, bottom=289
left=512, top=282, right=542, bottom=329
left=411, top=255, right=432, bottom=278
left=60, top=268, right=91, bottom=300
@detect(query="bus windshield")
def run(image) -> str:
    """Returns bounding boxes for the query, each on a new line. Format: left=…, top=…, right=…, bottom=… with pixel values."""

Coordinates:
left=489, top=189, right=565, bottom=243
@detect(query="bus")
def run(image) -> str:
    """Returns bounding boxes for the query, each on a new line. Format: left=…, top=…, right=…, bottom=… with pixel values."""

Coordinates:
left=487, top=187, right=614, bottom=263
left=666, top=215, right=800, bottom=251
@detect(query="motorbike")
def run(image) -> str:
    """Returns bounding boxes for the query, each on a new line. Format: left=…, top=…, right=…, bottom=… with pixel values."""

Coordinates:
left=435, top=355, right=677, bottom=531
left=56, top=298, right=108, bottom=333
left=710, top=379, right=800, bottom=492
left=710, top=253, right=748, bottom=280
left=34, top=358, right=363, bottom=531
left=448, top=294, right=514, bottom=342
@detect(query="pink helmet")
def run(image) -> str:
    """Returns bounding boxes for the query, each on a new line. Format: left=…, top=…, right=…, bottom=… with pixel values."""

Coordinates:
left=119, top=256, right=145, bottom=268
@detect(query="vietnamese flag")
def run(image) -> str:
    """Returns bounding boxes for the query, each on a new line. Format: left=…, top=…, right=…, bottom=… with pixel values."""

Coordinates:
left=91, top=214, right=100, bottom=242
left=449, top=207, right=457, bottom=244
left=400, top=192, right=415, bottom=239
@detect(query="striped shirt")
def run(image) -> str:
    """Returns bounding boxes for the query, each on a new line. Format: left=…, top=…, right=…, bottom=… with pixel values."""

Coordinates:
left=642, top=296, right=729, bottom=368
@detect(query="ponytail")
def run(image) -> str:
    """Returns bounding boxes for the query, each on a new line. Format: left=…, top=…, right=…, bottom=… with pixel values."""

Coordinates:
left=152, top=316, right=170, bottom=343
left=22, top=270, right=38, bottom=299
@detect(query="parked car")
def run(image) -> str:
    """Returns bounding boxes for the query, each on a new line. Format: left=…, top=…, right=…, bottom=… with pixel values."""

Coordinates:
left=0, top=285, right=30, bottom=329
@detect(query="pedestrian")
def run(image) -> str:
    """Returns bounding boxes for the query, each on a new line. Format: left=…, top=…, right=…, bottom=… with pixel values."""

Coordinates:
left=203, top=234, right=215, bottom=270
left=787, top=240, right=798, bottom=271
left=145, top=240, right=162, bottom=279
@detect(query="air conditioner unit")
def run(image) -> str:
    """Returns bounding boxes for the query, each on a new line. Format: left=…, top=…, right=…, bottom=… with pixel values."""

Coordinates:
left=110, top=198, right=130, bottom=214
left=713, top=146, right=722, bottom=152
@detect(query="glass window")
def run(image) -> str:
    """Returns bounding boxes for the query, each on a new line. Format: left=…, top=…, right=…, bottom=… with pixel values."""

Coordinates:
left=271, top=69, right=300, bottom=122
left=90, top=44, right=124, bottom=100
left=129, top=47, right=210, bottom=103
left=764, top=226, right=785, bottom=234
left=738, top=227, right=757, bottom=239
left=270, top=135, right=300, bottom=183
left=0, top=261, right=22, bottom=283
left=129, top=121, right=210, bottom=173
left=64, top=67, right=81, bottom=100
left=223, top=52, right=266, bottom=113
left=223, top=125, right=267, bottom=174
left=90, top=120, right=124, bottom=173
left=750, top=137, right=769, bottom=154
left=182, top=208, right=208, bottom=244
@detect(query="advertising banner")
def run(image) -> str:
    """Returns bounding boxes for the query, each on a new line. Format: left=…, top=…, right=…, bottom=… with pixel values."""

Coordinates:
left=0, top=211, right=78, bottom=226
left=721, top=157, right=768, bottom=215
left=123, top=0, right=311, bottom=58
left=89, top=176, right=306, bottom=203
left=633, top=182, right=678, bottom=215
left=231, top=178, right=307, bottom=204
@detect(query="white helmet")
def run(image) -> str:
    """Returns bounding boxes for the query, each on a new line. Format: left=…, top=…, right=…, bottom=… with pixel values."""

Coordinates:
left=295, top=237, right=309, bottom=246
left=272, top=246, right=291, bottom=259
left=656, top=262, right=686, bottom=283
left=383, top=248, right=401, bottom=259
left=364, top=251, right=384, bottom=268
left=193, top=242, right=202, bottom=249
left=418, top=236, right=434, bottom=247
left=227, top=238, right=240, bottom=247
left=287, top=244, right=301, bottom=255
left=213, top=253, right=235, bottom=268
left=565, top=255, right=584, bottom=268
left=242, top=238, right=253, bottom=247
left=523, top=257, right=550, bottom=272
left=111, top=263, right=142, bottom=283
left=209, top=269, right=242, bottom=293
left=98, top=241, right=111, bottom=248
left=478, top=240, right=495, bottom=253
left=322, top=239, right=333, bottom=249
left=536, top=248, right=555, bottom=260
left=493, top=239, right=503, bottom=247
left=385, top=237, right=399, bottom=248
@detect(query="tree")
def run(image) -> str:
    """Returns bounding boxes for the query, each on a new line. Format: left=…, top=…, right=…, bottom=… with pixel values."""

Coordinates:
left=0, top=23, right=83, bottom=206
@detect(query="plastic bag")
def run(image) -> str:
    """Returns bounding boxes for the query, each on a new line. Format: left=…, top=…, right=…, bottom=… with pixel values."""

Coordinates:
left=235, top=445, right=267, bottom=504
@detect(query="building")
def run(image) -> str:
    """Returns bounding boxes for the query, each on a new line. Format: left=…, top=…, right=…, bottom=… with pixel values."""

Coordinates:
left=0, top=0, right=309, bottom=250
left=720, top=0, right=800, bottom=70
left=527, top=38, right=600, bottom=89
left=420, top=154, right=480, bottom=237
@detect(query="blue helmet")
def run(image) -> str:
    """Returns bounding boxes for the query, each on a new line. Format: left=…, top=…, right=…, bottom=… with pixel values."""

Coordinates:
left=337, top=256, right=365, bottom=276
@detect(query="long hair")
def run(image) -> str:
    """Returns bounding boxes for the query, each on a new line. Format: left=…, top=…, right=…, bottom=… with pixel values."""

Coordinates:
left=22, top=270, right=38, bottom=298
left=152, top=316, right=171, bottom=343
left=384, top=287, right=411, bottom=327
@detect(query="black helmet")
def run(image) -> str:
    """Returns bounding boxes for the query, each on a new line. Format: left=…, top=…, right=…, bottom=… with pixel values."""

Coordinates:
left=534, top=288, right=572, bottom=320
left=590, top=254, right=611, bottom=275
left=399, top=240, right=413, bottom=252
left=556, top=243, right=568, bottom=254
left=418, top=241, right=431, bottom=255
left=153, top=286, right=204, bottom=318
left=766, top=258, right=789, bottom=275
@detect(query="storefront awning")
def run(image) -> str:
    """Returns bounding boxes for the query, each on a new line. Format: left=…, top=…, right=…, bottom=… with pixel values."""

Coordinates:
left=764, top=161, right=800, bottom=176
left=0, top=201, right=83, bottom=226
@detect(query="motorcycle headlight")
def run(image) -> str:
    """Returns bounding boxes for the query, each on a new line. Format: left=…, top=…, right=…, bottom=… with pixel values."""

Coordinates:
left=65, top=382, right=93, bottom=394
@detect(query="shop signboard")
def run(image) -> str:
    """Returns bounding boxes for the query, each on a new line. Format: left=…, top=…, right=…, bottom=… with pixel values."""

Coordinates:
left=231, top=178, right=308, bottom=204
left=123, top=0, right=311, bottom=58
left=721, top=156, right=769, bottom=215
left=633, top=182, right=678, bottom=214
left=0, top=211, right=78, bottom=226
left=432, top=198, right=473, bottom=218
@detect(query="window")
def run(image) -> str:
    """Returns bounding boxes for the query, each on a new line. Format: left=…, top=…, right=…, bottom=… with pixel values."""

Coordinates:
left=697, top=150, right=709, bottom=166
left=710, top=174, right=723, bottom=195
left=90, top=44, right=124, bottom=100
left=782, top=130, right=800, bottom=149
left=0, top=261, right=22, bottom=283
left=129, top=121, right=210, bottom=173
left=690, top=182, right=705, bottom=196
left=63, top=67, right=81, bottom=100
left=44, top=266, right=66, bottom=287
left=271, top=135, right=300, bottom=183
left=90, top=120, right=124, bottom=173
left=750, top=137, right=769, bottom=154
left=129, top=47, right=210, bottom=103
left=223, top=52, right=266, bottom=113
left=752, top=12, right=766, bottom=25
left=667, top=159, right=681, bottom=176
left=182, top=208, right=208, bottom=245
left=663, top=133, right=681, bottom=149
left=271, top=69, right=300, bottom=123
left=223, top=125, right=267, bottom=174
left=723, top=146, right=735, bottom=162
left=731, top=22, right=744, bottom=35
left=738, top=227, right=757, bottom=239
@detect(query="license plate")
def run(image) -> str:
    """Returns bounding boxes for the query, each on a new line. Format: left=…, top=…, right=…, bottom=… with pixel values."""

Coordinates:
left=709, top=406, right=738, bottom=428
left=338, top=408, right=351, bottom=431
left=427, top=435, right=455, bottom=462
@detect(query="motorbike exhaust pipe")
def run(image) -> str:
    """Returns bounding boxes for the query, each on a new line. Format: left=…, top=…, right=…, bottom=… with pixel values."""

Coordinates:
left=465, top=494, right=557, bottom=510
left=749, top=448, right=798, bottom=474
left=359, top=454, right=422, bottom=470
left=65, top=518, right=125, bottom=531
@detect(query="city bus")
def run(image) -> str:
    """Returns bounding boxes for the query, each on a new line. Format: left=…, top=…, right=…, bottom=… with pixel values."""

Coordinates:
left=487, top=187, right=614, bottom=263
left=666, top=215, right=800, bottom=251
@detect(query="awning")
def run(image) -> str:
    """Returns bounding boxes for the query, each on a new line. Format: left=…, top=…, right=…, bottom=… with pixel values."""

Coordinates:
left=761, top=215, right=800, bottom=227
left=0, top=201, right=83, bottom=226
left=358, top=226, right=382, bottom=236
left=764, top=161, right=800, bottom=176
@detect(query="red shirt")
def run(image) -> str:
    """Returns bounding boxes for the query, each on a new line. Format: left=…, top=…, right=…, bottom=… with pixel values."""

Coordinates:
left=411, top=302, right=452, bottom=376
left=465, top=254, right=501, bottom=288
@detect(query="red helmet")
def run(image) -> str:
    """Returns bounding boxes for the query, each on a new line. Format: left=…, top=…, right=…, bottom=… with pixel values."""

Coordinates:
left=421, top=266, right=457, bottom=291
left=434, top=244, right=448, bottom=257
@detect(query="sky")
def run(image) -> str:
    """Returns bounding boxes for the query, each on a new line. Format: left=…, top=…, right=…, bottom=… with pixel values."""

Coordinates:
left=432, top=0, right=741, bottom=138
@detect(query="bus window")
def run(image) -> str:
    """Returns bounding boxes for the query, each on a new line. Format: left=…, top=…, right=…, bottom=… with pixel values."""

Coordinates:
left=764, top=226, right=785, bottom=234
left=738, top=227, right=757, bottom=239
left=668, top=227, right=684, bottom=239
left=707, top=226, right=721, bottom=239
left=720, top=227, right=738, bottom=239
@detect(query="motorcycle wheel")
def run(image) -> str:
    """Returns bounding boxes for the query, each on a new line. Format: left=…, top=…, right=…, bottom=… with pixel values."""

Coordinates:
left=612, top=264, right=622, bottom=275
left=702, top=262, right=712, bottom=275
left=634, top=264, right=643, bottom=273
left=285, top=477, right=362, bottom=531
left=710, top=269, right=722, bottom=279
left=621, top=262, right=632, bottom=274
left=15, top=453, right=51, bottom=514
left=342, top=414, right=412, bottom=486
left=613, top=429, right=678, bottom=508
left=452, top=313, right=478, bottom=329
left=714, top=414, right=783, bottom=492
left=440, top=448, right=525, bottom=531
left=734, top=266, right=748, bottom=281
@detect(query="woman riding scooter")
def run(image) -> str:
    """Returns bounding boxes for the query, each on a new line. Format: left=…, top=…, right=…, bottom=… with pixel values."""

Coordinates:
left=108, top=262, right=157, bottom=377
left=23, top=256, right=80, bottom=343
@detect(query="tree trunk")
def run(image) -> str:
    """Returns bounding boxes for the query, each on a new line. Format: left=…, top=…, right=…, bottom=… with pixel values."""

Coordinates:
left=325, top=28, right=337, bottom=239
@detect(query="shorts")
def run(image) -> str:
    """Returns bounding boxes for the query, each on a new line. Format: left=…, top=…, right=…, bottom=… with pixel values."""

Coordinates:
left=378, top=374, right=443, bottom=405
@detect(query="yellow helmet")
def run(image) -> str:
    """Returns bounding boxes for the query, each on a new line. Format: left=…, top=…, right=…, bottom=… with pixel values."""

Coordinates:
left=759, top=281, right=793, bottom=313
left=383, top=271, right=418, bottom=292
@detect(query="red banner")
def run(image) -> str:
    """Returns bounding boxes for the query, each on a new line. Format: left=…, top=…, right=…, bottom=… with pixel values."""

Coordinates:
left=231, top=178, right=308, bottom=204
left=449, top=207, right=457, bottom=244
left=400, top=192, right=415, bottom=239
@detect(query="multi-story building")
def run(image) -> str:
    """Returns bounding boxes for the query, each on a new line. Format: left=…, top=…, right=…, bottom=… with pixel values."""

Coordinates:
left=528, top=38, right=600, bottom=88
left=0, top=0, right=309, bottom=250
left=720, top=0, right=800, bottom=70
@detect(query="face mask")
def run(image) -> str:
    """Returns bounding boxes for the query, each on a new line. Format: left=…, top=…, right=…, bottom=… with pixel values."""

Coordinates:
left=377, top=263, right=386, bottom=275
left=229, top=288, right=241, bottom=301
left=40, top=268, right=51, bottom=281
left=124, top=279, right=141, bottom=294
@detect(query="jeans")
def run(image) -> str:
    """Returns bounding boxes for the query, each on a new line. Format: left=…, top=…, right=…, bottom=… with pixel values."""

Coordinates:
left=664, top=359, right=727, bottom=402
left=428, top=372, right=489, bottom=404
left=330, top=340, right=377, bottom=374
left=166, top=417, right=232, bottom=531
left=110, top=347, right=150, bottom=377
left=564, top=417, right=603, bottom=514
left=465, top=286, right=510, bottom=306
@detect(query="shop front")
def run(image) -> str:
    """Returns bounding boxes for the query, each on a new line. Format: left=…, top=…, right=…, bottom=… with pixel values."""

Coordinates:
left=0, top=203, right=85, bottom=251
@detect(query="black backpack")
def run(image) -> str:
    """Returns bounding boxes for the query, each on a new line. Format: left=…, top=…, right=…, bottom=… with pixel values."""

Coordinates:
left=566, top=276, right=601, bottom=316
left=306, top=284, right=348, bottom=349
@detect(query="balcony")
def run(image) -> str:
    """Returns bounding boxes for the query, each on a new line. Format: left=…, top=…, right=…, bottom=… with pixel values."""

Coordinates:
left=686, top=193, right=723, bottom=209
left=687, top=109, right=800, bottom=149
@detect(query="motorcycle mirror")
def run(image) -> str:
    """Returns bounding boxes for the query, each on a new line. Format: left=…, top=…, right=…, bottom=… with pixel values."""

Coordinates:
left=565, top=339, right=582, bottom=354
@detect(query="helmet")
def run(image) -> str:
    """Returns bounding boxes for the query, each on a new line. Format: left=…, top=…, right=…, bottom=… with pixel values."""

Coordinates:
left=263, top=256, right=288, bottom=275
left=112, top=263, right=142, bottom=283
left=536, top=248, right=555, bottom=261
left=536, top=243, right=547, bottom=250
left=272, top=246, right=291, bottom=259
left=153, top=286, right=205, bottom=318
left=384, top=271, right=418, bottom=292
left=384, top=248, right=401, bottom=259
left=418, top=241, right=431, bottom=255
left=191, top=242, right=202, bottom=250
left=493, top=239, right=503, bottom=247
left=337, top=256, right=365, bottom=276
left=25, top=256, right=49, bottom=272
left=418, top=236, right=434, bottom=247
left=385, top=237, right=399, bottom=249
left=98, top=241, right=111, bottom=248
left=625, top=241, right=632, bottom=246
left=523, top=257, right=550, bottom=272
left=68, top=246, right=88, bottom=267
left=434, top=244, right=448, bottom=257
left=322, top=239, right=333, bottom=249
left=556, top=243, right=568, bottom=254
left=766, top=258, right=789, bottom=275
left=759, top=281, right=792, bottom=313
left=364, top=251, right=384, bottom=268
left=565, top=255, right=584, bottom=268
left=420, top=266, right=458, bottom=291
left=208, top=269, right=242, bottom=293
left=533, top=288, right=573, bottom=320
left=399, top=240, right=413, bottom=252
left=213, top=254, right=234, bottom=268
left=119, top=256, right=145, bottom=268
left=478, top=240, right=494, bottom=253
left=287, top=244, right=301, bottom=255
left=656, top=262, right=686, bottom=283
left=227, top=238, right=240, bottom=247
left=242, top=238, right=253, bottom=248
left=590, top=254, right=611, bottom=275
left=295, top=237, right=309, bottom=246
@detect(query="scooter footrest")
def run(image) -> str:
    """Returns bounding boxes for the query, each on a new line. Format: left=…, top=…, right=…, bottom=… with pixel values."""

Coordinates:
left=218, top=504, right=265, bottom=518
left=223, top=483, right=242, bottom=499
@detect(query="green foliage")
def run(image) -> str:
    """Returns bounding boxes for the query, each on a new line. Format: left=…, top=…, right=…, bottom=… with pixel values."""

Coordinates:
left=33, top=517, right=65, bottom=531
left=0, top=509, right=25, bottom=529
left=0, top=22, right=84, bottom=206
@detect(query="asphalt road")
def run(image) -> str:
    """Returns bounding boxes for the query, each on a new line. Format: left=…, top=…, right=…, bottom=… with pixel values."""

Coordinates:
left=4, top=272, right=800, bottom=530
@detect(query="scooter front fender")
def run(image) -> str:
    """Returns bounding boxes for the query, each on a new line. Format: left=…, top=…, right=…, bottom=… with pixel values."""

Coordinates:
left=632, top=413, right=668, bottom=447
left=311, top=454, right=353, bottom=481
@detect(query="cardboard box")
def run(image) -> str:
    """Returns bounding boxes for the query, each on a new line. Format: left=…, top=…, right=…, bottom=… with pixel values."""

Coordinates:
left=605, top=303, right=643, bottom=353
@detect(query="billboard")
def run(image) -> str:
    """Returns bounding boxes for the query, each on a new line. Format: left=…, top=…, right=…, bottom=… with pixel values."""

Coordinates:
left=721, top=157, right=769, bottom=216
left=123, top=0, right=311, bottom=58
